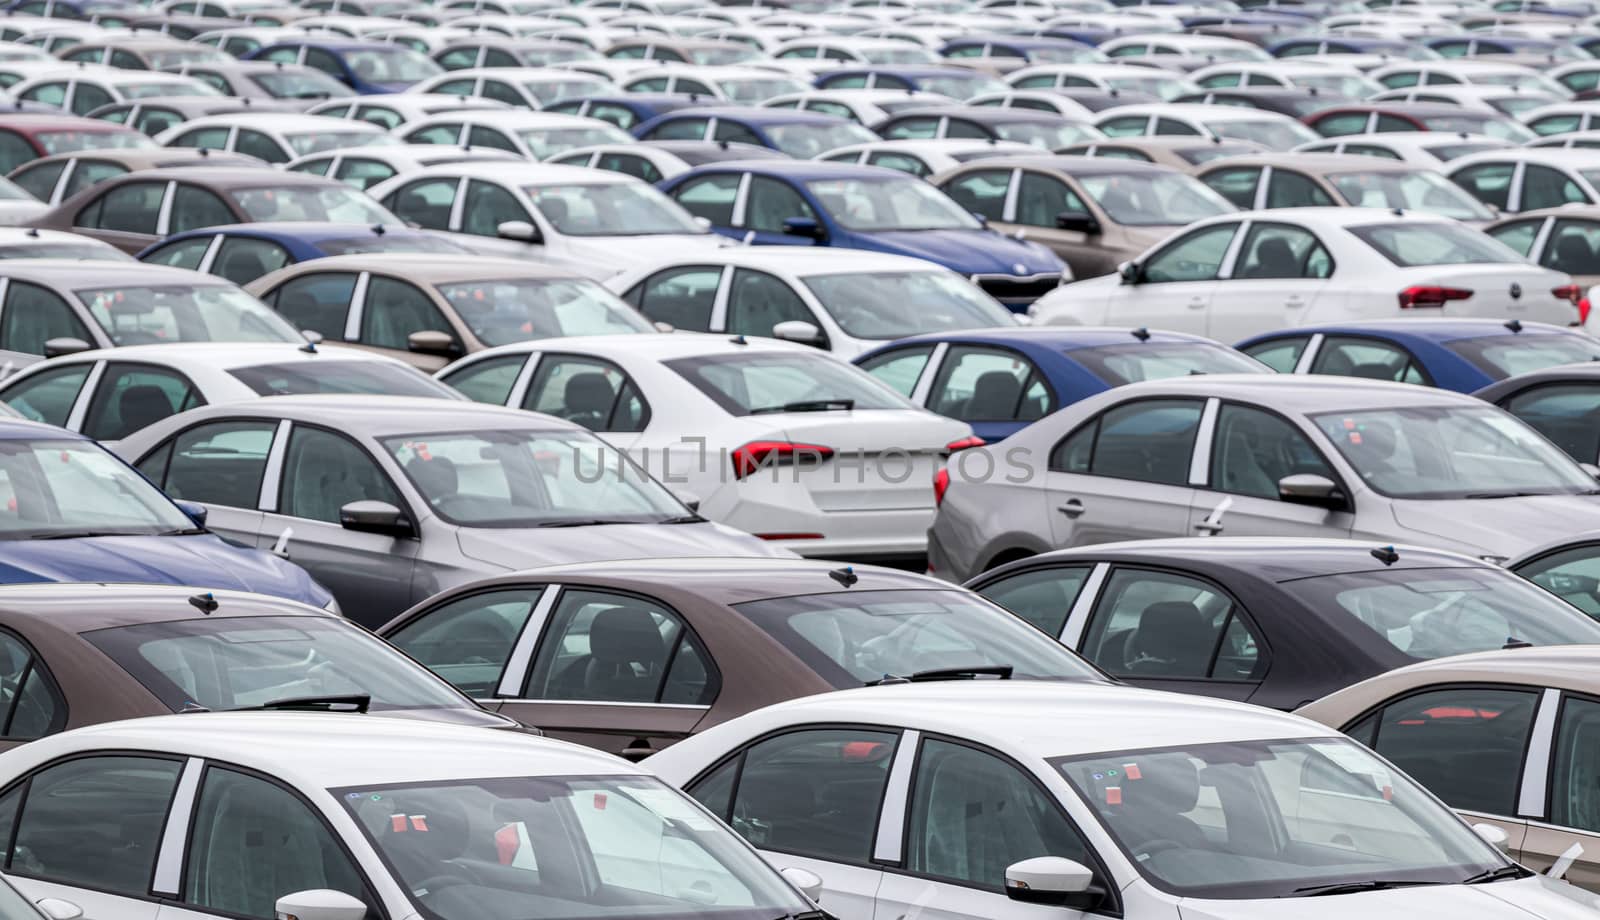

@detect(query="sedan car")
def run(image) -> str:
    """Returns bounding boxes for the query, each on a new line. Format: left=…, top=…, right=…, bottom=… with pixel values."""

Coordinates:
left=937, top=155, right=1236, bottom=280
left=872, top=105, right=1102, bottom=150
left=1006, top=62, right=1197, bottom=101
left=546, top=139, right=788, bottom=183
left=55, top=34, right=229, bottom=69
left=818, top=64, right=1009, bottom=100
left=1192, top=60, right=1381, bottom=97
left=1299, top=646, right=1600, bottom=888
left=7, top=147, right=264, bottom=207
left=1486, top=204, right=1600, bottom=306
left=1055, top=135, right=1269, bottom=169
left=11, top=69, right=222, bottom=118
left=0, top=111, right=153, bottom=175
left=1029, top=208, right=1579, bottom=341
left=621, top=64, right=810, bottom=103
left=0, top=711, right=823, bottom=920
left=539, top=92, right=707, bottom=132
left=818, top=138, right=1038, bottom=178
left=646, top=680, right=1586, bottom=920
left=175, top=59, right=354, bottom=105
left=856, top=326, right=1267, bottom=442
left=1095, top=102, right=1319, bottom=152
left=305, top=91, right=510, bottom=130
left=397, top=109, right=634, bottom=160
left=377, top=557, right=1101, bottom=755
left=1304, top=103, right=1538, bottom=143
left=763, top=88, right=958, bottom=125
left=929, top=374, right=1600, bottom=581
left=245, top=39, right=443, bottom=93
left=158, top=112, right=393, bottom=165
left=285, top=143, right=521, bottom=190
left=1195, top=153, right=1495, bottom=224
left=633, top=106, right=878, bottom=159
left=410, top=65, right=618, bottom=109
left=659, top=161, right=1066, bottom=311
left=115, top=395, right=784, bottom=626
left=968, top=537, right=1600, bottom=710
left=84, top=95, right=258, bottom=137
left=1294, top=130, right=1516, bottom=168
left=1449, top=149, right=1600, bottom=214
left=138, top=221, right=473, bottom=285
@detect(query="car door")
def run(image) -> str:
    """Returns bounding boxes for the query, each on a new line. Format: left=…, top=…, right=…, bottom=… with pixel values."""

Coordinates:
left=0, top=628, right=65, bottom=751
left=517, top=352, right=650, bottom=452
left=1528, top=691, right=1600, bottom=888
left=258, top=423, right=419, bottom=620
left=1043, top=397, right=1203, bottom=546
left=857, top=344, right=938, bottom=402
left=1306, top=335, right=1428, bottom=384
left=668, top=172, right=742, bottom=236
left=684, top=725, right=901, bottom=917
left=493, top=585, right=715, bottom=756
left=1107, top=222, right=1239, bottom=335
left=723, top=267, right=823, bottom=342
left=739, top=175, right=822, bottom=246
left=71, top=178, right=170, bottom=253
left=135, top=418, right=277, bottom=544
left=0, top=280, right=97, bottom=365
left=1237, top=333, right=1313, bottom=373
left=78, top=361, right=204, bottom=443
left=1011, top=170, right=1119, bottom=278
left=456, top=178, right=544, bottom=259
left=1211, top=220, right=1335, bottom=342
left=1189, top=401, right=1354, bottom=541
left=354, top=274, right=464, bottom=370
left=939, top=168, right=1011, bottom=226
left=259, top=270, right=359, bottom=343
left=621, top=264, right=726, bottom=332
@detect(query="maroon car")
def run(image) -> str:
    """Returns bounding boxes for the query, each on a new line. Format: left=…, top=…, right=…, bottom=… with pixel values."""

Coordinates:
left=0, top=112, right=154, bottom=176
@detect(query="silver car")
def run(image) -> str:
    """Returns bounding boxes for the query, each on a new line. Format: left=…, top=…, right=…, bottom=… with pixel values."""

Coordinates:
left=929, top=374, right=1600, bottom=581
left=113, top=394, right=789, bottom=627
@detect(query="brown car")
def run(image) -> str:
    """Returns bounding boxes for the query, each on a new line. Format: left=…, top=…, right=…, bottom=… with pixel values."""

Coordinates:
left=1193, top=152, right=1496, bottom=226
left=245, top=252, right=655, bottom=370
left=935, top=154, right=1237, bottom=278
left=376, top=557, right=1102, bottom=758
left=0, top=581, right=521, bottom=753
left=1056, top=135, right=1269, bottom=170
left=1298, top=647, right=1600, bottom=891
left=27, top=165, right=399, bottom=254
left=7, top=146, right=265, bottom=206
left=1486, top=205, right=1600, bottom=303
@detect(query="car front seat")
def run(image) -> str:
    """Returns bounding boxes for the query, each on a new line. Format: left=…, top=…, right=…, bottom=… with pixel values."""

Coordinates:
left=962, top=370, right=1022, bottom=419
left=115, top=384, right=175, bottom=438
left=1123, top=601, right=1213, bottom=677
left=580, top=606, right=665, bottom=702
left=561, top=371, right=615, bottom=431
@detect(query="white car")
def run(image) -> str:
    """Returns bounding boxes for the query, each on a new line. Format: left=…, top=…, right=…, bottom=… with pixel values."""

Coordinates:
left=1371, top=85, right=1561, bottom=118
left=1447, top=148, right=1600, bottom=214
left=0, top=227, right=128, bottom=261
left=545, top=140, right=786, bottom=182
left=762, top=88, right=958, bottom=124
left=11, top=69, right=220, bottom=118
left=395, top=109, right=633, bottom=159
left=607, top=248, right=1016, bottom=357
left=0, top=712, right=825, bottom=920
left=0, top=342, right=460, bottom=442
left=1294, top=131, right=1514, bottom=168
left=157, top=113, right=396, bottom=166
left=366, top=161, right=728, bottom=280
left=1029, top=208, right=1579, bottom=341
left=1191, top=60, right=1382, bottom=98
left=1370, top=60, right=1572, bottom=98
left=1096, top=103, right=1320, bottom=152
left=817, top=137, right=1038, bottom=178
left=1007, top=62, right=1198, bottom=101
left=619, top=65, right=809, bottom=103
left=286, top=143, right=523, bottom=189
left=646, top=680, right=1599, bottom=920
left=305, top=92, right=511, bottom=130
left=437, top=333, right=973, bottom=561
left=409, top=66, right=618, bottom=108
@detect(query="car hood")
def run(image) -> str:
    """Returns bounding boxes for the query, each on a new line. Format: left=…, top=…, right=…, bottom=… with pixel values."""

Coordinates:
left=1388, top=494, right=1600, bottom=558
left=454, top=520, right=793, bottom=569
left=0, top=534, right=329, bottom=604
left=558, top=233, right=733, bottom=280
left=852, top=229, right=1062, bottom=277
left=1180, top=876, right=1600, bottom=920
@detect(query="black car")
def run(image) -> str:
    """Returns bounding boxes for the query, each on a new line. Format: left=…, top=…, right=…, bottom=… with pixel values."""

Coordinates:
left=1509, top=532, right=1600, bottom=618
left=1475, top=362, right=1600, bottom=468
left=964, top=537, right=1600, bottom=710
left=1174, top=87, right=1339, bottom=118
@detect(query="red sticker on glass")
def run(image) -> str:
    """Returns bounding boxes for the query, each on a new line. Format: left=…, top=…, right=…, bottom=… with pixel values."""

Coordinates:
left=594, top=793, right=607, bottom=811
left=390, top=814, right=408, bottom=833
left=410, top=815, right=428, bottom=832
left=1105, top=787, right=1122, bottom=805
left=1123, top=764, right=1142, bottom=780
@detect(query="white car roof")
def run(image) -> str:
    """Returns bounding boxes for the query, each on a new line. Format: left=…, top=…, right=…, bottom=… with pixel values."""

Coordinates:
left=30, top=341, right=417, bottom=371
left=421, top=65, right=612, bottom=82
left=1522, top=101, right=1600, bottom=119
left=1448, top=146, right=1600, bottom=168
left=1098, top=102, right=1292, bottom=122
left=379, top=159, right=637, bottom=185
left=822, top=137, right=1036, bottom=157
left=1192, top=60, right=1366, bottom=76
left=1373, top=59, right=1543, bottom=75
left=286, top=144, right=522, bottom=170
left=624, top=64, right=801, bottom=80
left=1529, top=129, right=1600, bottom=146
left=402, top=109, right=619, bottom=130
left=1187, top=205, right=1467, bottom=230
left=173, top=113, right=389, bottom=133
left=619, top=246, right=947, bottom=275
left=466, top=329, right=814, bottom=361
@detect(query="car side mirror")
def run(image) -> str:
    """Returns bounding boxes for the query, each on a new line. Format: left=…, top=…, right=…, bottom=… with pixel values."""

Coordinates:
left=771, top=319, right=824, bottom=346
left=1117, top=261, right=1140, bottom=285
left=35, top=899, right=82, bottom=920
left=497, top=219, right=541, bottom=243
left=781, top=216, right=825, bottom=240
left=407, top=329, right=458, bottom=356
left=275, top=889, right=368, bottom=920
left=42, top=336, right=90, bottom=359
left=1278, top=473, right=1346, bottom=510
left=1004, top=856, right=1104, bottom=910
left=692, top=215, right=713, bottom=231
left=338, top=500, right=414, bottom=538
left=1472, top=823, right=1510, bottom=852
left=779, top=866, right=823, bottom=903
left=1055, top=211, right=1100, bottom=234
left=653, top=320, right=675, bottom=333
left=173, top=500, right=208, bottom=528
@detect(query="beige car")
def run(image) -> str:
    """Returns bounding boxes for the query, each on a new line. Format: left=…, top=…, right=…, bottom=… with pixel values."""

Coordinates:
left=1056, top=135, right=1268, bottom=170
left=1299, top=647, right=1600, bottom=890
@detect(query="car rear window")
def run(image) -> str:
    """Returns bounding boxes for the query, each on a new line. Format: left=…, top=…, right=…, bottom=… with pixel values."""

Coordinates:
left=1346, top=221, right=1522, bottom=266
left=228, top=360, right=459, bottom=398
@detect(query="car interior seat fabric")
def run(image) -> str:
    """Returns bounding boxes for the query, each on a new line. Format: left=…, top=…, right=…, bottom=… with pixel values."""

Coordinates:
left=286, top=434, right=389, bottom=522
left=115, top=384, right=176, bottom=439
left=406, top=454, right=459, bottom=504
left=964, top=370, right=1023, bottom=420
left=400, top=187, right=451, bottom=229
left=561, top=372, right=615, bottom=429
left=1241, top=236, right=1297, bottom=279
left=377, top=793, right=474, bottom=883
left=548, top=605, right=667, bottom=702
left=1552, top=233, right=1599, bottom=274
left=921, top=744, right=1049, bottom=885
left=195, top=781, right=330, bottom=917
left=1125, top=601, right=1213, bottom=677
left=219, top=245, right=271, bottom=286
left=1218, top=428, right=1275, bottom=497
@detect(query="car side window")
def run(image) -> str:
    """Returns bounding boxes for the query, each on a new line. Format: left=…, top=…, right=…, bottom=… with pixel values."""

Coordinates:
left=70, top=82, right=113, bottom=116
left=10, top=161, right=63, bottom=202
left=7, top=755, right=184, bottom=896
left=1503, top=384, right=1600, bottom=467
left=17, top=81, right=67, bottom=108
left=1312, top=112, right=1370, bottom=137
left=169, top=184, right=235, bottom=235
left=521, top=354, right=648, bottom=433
left=1016, top=171, right=1087, bottom=228
left=1209, top=403, right=1336, bottom=500
left=135, top=108, right=184, bottom=136
left=466, top=125, right=519, bottom=152
left=279, top=425, right=401, bottom=524
left=596, top=152, right=661, bottom=183
left=169, top=126, right=231, bottom=151
left=626, top=265, right=721, bottom=331
left=183, top=766, right=371, bottom=920
left=1359, top=687, right=1537, bottom=815
left=1081, top=567, right=1262, bottom=681
left=1240, top=336, right=1308, bottom=373
left=403, top=123, right=465, bottom=146
left=386, top=588, right=544, bottom=697
left=522, top=588, right=717, bottom=705
left=1233, top=222, right=1333, bottom=280
left=1141, top=224, right=1238, bottom=283
left=976, top=565, right=1092, bottom=638
left=0, top=282, right=91, bottom=357
left=940, top=169, right=1010, bottom=222
left=1052, top=398, right=1204, bottom=485
left=725, top=268, right=813, bottom=339
left=1543, top=219, right=1600, bottom=275
left=1200, top=166, right=1261, bottom=209
left=712, top=119, right=763, bottom=147
left=82, top=362, right=204, bottom=442
left=907, top=738, right=1094, bottom=891
left=333, top=158, right=397, bottom=191
left=670, top=173, right=740, bottom=225
left=212, top=237, right=290, bottom=286
left=928, top=346, right=1052, bottom=422
left=643, top=116, right=710, bottom=142
left=1522, top=165, right=1590, bottom=211
left=0, top=630, right=62, bottom=739
left=1154, top=117, right=1201, bottom=136
left=1452, top=162, right=1514, bottom=211
left=1552, top=695, right=1600, bottom=833
left=77, top=180, right=165, bottom=234
left=0, top=131, right=31, bottom=174
left=1311, top=335, right=1426, bottom=384
left=857, top=344, right=933, bottom=397
left=353, top=105, right=404, bottom=130
left=143, top=236, right=214, bottom=271
left=266, top=271, right=357, bottom=341
left=866, top=152, right=928, bottom=177
left=691, top=728, right=898, bottom=864
left=461, top=179, right=530, bottom=238
left=1487, top=218, right=1540, bottom=258
left=142, top=420, right=277, bottom=508
left=383, top=178, right=459, bottom=230
left=1, top=364, right=91, bottom=427
left=882, top=116, right=941, bottom=140
left=362, top=276, right=458, bottom=353
left=1265, top=170, right=1334, bottom=208
left=742, top=176, right=815, bottom=233
left=440, top=355, right=524, bottom=405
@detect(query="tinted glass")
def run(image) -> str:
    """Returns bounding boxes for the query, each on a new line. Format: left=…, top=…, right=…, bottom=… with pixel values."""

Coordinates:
left=440, top=355, right=523, bottom=405
left=976, top=565, right=1089, bottom=637
left=1082, top=567, right=1259, bottom=680
left=279, top=426, right=400, bottom=524
left=148, top=420, right=275, bottom=508
left=1365, top=687, right=1537, bottom=815
left=1552, top=696, right=1600, bottom=832
left=0, top=364, right=89, bottom=426
left=386, top=588, right=542, bottom=697
left=82, top=363, right=202, bottom=441
left=523, top=588, right=716, bottom=705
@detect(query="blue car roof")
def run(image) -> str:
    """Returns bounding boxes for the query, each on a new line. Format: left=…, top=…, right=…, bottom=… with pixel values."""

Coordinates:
left=1239, top=319, right=1574, bottom=347
left=154, top=222, right=434, bottom=245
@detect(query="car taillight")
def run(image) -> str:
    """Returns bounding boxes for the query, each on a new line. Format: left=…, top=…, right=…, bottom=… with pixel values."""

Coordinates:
left=1398, top=285, right=1472, bottom=308
left=945, top=435, right=985, bottom=452
left=730, top=441, right=833, bottom=479
left=1554, top=283, right=1585, bottom=307
left=1582, top=297, right=1593, bottom=326
left=933, top=468, right=950, bottom=507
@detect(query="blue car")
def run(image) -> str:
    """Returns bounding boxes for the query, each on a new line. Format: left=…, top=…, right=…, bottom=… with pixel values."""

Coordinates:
left=657, top=160, right=1067, bottom=311
left=855, top=326, right=1268, bottom=442
left=813, top=66, right=1007, bottom=100
left=542, top=93, right=709, bottom=131
left=633, top=106, right=877, bottom=158
left=136, top=222, right=470, bottom=286
left=1235, top=319, right=1600, bottom=393
left=246, top=41, right=442, bottom=94
left=0, top=420, right=332, bottom=607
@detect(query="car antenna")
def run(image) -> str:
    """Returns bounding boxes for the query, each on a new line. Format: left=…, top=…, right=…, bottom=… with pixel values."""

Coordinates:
left=188, top=592, right=219, bottom=614
left=1503, top=636, right=1534, bottom=650
left=729, top=333, right=747, bottom=345
left=1504, top=318, right=1522, bottom=333
left=24, top=227, right=37, bottom=238
left=829, top=565, right=858, bottom=588
left=1131, top=325, right=1150, bottom=341
left=1371, top=545, right=1399, bottom=565
left=371, top=222, right=385, bottom=235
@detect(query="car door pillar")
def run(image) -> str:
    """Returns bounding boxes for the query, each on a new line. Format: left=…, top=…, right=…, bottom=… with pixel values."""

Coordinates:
left=1518, top=687, right=1562, bottom=819
left=871, top=729, right=920, bottom=864
left=495, top=584, right=560, bottom=698
left=151, top=757, right=206, bottom=898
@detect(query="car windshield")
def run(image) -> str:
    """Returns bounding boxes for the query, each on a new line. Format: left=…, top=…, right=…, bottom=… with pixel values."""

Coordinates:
left=764, top=121, right=877, bottom=158
left=250, top=69, right=354, bottom=99
left=83, top=614, right=475, bottom=712
left=518, top=125, right=634, bottom=159
left=1076, top=172, right=1235, bottom=226
left=1419, top=114, right=1533, bottom=142
left=143, top=48, right=223, bottom=69
left=0, top=438, right=194, bottom=538
left=1105, top=74, right=1187, bottom=100
left=286, top=130, right=395, bottom=155
left=1211, top=118, right=1316, bottom=150
left=228, top=360, right=460, bottom=398
left=1312, top=404, right=1598, bottom=499
left=35, top=130, right=154, bottom=154
left=1347, top=221, right=1523, bottom=266
left=803, top=270, right=1014, bottom=338
left=524, top=78, right=613, bottom=104
left=718, top=75, right=807, bottom=102
left=734, top=588, right=1103, bottom=687
left=995, top=119, right=1098, bottom=149
left=1070, top=341, right=1269, bottom=384
left=439, top=277, right=653, bottom=344
left=230, top=185, right=396, bottom=223
left=317, top=233, right=471, bottom=256
left=1053, top=736, right=1506, bottom=900
left=115, top=79, right=220, bottom=99
left=922, top=73, right=1008, bottom=98
left=525, top=182, right=702, bottom=236
left=1328, top=170, right=1492, bottom=220
left=343, top=46, right=442, bottom=83
left=805, top=176, right=979, bottom=231
left=1294, top=73, right=1375, bottom=96
left=1444, top=334, right=1600, bottom=379
left=338, top=775, right=809, bottom=920
left=665, top=350, right=911, bottom=414
left=77, top=283, right=303, bottom=345
left=0, top=242, right=130, bottom=261
left=383, top=429, right=686, bottom=527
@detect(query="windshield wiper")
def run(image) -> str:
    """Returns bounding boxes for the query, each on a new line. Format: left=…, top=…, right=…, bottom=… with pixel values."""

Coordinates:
left=1463, top=865, right=1531, bottom=885
left=1290, top=879, right=1445, bottom=897
left=533, top=519, right=637, bottom=528
left=157, top=527, right=207, bottom=536
left=1464, top=491, right=1552, bottom=499
left=750, top=399, right=855, bottom=415
left=229, top=694, right=371, bottom=713
left=28, top=530, right=149, bottom=540
left=658, top=514, right=708, bottom=524
left=866, top=665, right=1014, bottom=686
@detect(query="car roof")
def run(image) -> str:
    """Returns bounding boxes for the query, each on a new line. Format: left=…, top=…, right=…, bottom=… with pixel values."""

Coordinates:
left=198, top=394, right=579, bottom=434
left=386, top=160, right=633, bottom=185
left=673, top=159, right=903, bottom=180
left=0, top=112, right=138, bottom=132
left=36, top=341, right=410, bottom=369
left=886, top=105, right=1083, bottom=124
left=1105, top=371, right=1477, bottom=411
left=880, top=325, right=1223, bottom=348
left=1326, top=645, right=1600, bottom=697
left=1200, top=152, right=1425, bottom=172
left=0, top=259, right=234, bottom=286
left=1099, top=103, right=1290, bottom=121
left=156, top=221, right=435, bottom=244
left=499, top=555, right=952, bottom=604
left=624, top=246, right=942, bottom=274
left=965, top=153, right=1179, bottom=175
left=0, top=417, right=90, bottom=442
left=178, top=113, right=387, bottom=131
left=270, top=252, right=586, bottom=281
left=21, top=147, right=261, bottom=170
left=112, top=165, right=348, bottom=188
left=654, top=104, right=853, bottom=125
left=1247, top=317, right=1574, bottom=342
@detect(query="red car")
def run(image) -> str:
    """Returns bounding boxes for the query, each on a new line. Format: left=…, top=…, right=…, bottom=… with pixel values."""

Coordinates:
left=0, top=112, right=154, bottom=176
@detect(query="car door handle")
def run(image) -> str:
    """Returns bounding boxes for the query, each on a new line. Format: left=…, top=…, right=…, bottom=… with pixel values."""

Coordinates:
left=1058, top=499, right=1085, bottom=518
left=1285, top=295, right=1305, bottom=307
left=1194, top=520, right=1224, bottom=535
left=1187, top=297, right=1206, bottom=309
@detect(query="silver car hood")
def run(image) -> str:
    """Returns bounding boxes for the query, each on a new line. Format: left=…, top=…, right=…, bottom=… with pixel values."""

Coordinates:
left=1387, top=494, right=1600, bottom=558
left=454, top=520, right=792, bottom=570
left=1180, top=875, right=1600, bottom=920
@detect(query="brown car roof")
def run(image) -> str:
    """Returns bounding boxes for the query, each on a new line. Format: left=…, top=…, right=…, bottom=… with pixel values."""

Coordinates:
left=16, top=147, right=266, bottom=173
